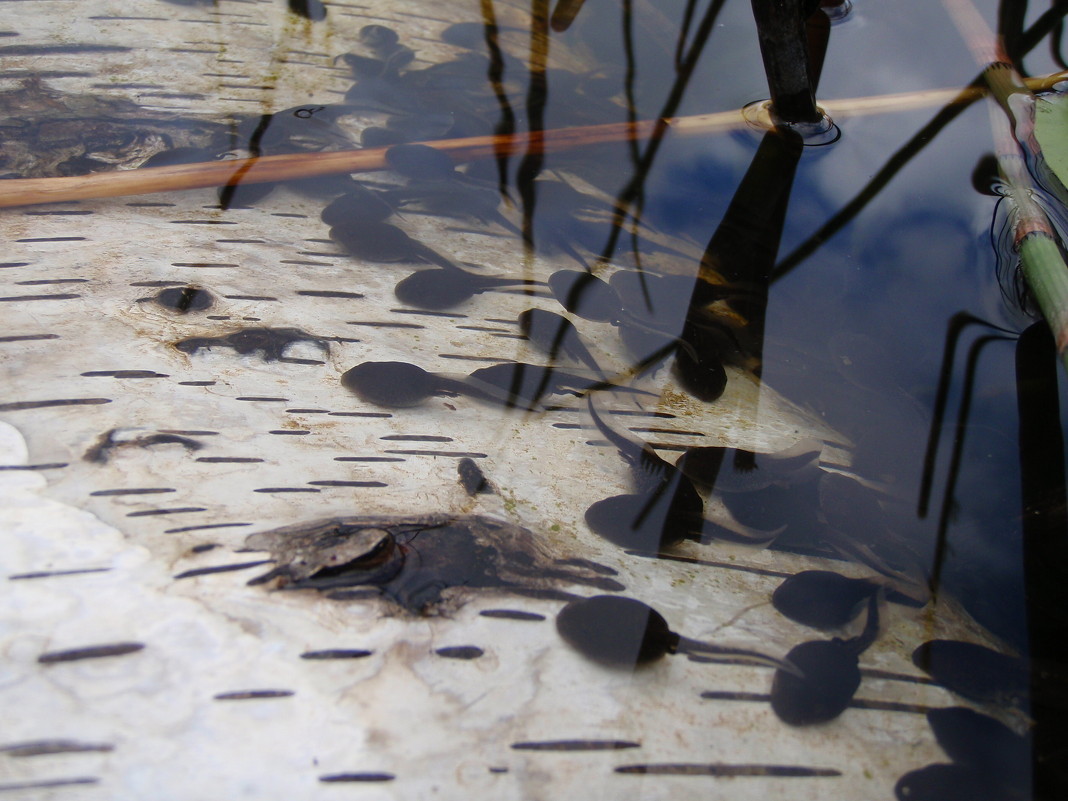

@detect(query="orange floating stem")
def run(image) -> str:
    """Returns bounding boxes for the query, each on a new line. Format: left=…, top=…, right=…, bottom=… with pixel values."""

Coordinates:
left=0, top=121, right=661, bottom=209
left=1, top=72, right=1065, bottom=210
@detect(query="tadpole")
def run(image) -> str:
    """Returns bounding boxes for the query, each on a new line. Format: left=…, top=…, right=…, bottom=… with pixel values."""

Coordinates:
left=342, top=53, right=390, bottom=81
left=321, top=185, right=396, bottom=226
left=246, top=514, right=623, bottom=614
left=340, top=361, right=467, bottom=407
left=818, top=472, right=930, bottom=596
left=330, top=219, right=459, bottom=269
left=672, top=321, right=727, bottom=402
left=383, top=183, right=520, bottom=234
left=911, top=640, right=1028, bottom=707
left=770, top=593, right=881, bottom=725
left=608, top=269, right=695, bottom=326
left=771, top=570, right=882, bottom=630
left=555, top=594, right=796, bottom=672
left=340, top=360, right=630, bottom=410
left=440, top=22, right=488, bottom=49
left=394, top=268, right=542, bottom=310
left=385, top=143, right=457, bottom=181
left=610, top=270, right=751, bottom=325
left=547, top=270, right=691, bottom=373
left=457, top=457, right=492, bottom=496
left=675, top=441, right=820, bottom=493
left=465, top=362, right=652, bottom=408
left=218, top=180, right=276, bottom=209
left=818, top=472, right=886, bottom=533
left=893, top=764, right=1019, bottom=801
left=548, top=270, right=624, bottom=323
left=584, top=396, right=704, bottom=551
left=237, top=104, right=351, bottom=154
left=359, top=23, right=400, bottom=52
left=971, top=153, right=1002, bottom=196
left=361, top=126, right=407, bottom=147
left=926, top=707, right=1030, bottom=788
left=517, top=308, right=605, bottom=376
left=615, top=317, right=688, bottom=372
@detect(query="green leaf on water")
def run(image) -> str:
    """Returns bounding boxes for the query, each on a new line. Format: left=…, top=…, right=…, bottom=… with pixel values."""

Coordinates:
left=1035, top=93, right=1068, bottom=191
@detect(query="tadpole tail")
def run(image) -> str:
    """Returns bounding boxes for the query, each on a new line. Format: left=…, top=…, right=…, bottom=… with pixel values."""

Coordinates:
left=412, top=241, right=463, bottom=271
left=441, top=371, right=529, bottom=408
left=677, top=636, right=803, bottom=676
left=617, top=313, right=701, bottom=362
left=568, top=344, right=609, bottom=381
left=694, top=516, right=783, bottom=548
left=581, top=378, right=658, bottom=398
left=848, top=592, right=883, bottom=655
left=827, top=536, right=930, bottom=605
left=479, top=274, right=547, bottom=288
left=587, top=394, right=644, bottom=460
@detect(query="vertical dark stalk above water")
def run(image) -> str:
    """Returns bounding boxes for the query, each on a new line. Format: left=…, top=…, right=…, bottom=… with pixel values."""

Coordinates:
left=749, top=0, right=822, bottom=124
left=805, top=3, right=830, bottom=85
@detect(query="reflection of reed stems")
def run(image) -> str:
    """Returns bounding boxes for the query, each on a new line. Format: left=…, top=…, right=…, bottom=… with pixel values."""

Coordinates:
left=928, top=332, right=1014, bottom=597
left=517, top=0, right=552, bottom=253
left=0, top=72, right=1065, bottom=210
left=597, top=0, right=728, bottom=264
left=917, top=312, right=1016, bottom=518
left=479, top=0, right=517, bottom=194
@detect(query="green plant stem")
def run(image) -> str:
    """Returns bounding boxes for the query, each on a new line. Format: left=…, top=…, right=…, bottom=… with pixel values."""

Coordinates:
left=944, top=0, right=1068, bottom=368
left=1019, top=233, right=1068, bottom=369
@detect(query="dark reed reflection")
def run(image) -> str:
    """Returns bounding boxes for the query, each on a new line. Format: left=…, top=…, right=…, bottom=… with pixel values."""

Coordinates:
left=1016, top=322, right=1068, bottom=799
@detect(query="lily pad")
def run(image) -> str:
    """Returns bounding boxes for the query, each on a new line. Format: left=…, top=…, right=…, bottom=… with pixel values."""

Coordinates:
left=1034, top=92, right=1068, bottom=196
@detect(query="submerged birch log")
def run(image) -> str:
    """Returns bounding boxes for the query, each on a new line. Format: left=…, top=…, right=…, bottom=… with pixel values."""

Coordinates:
left=0, top=2, right=1024, bottom=799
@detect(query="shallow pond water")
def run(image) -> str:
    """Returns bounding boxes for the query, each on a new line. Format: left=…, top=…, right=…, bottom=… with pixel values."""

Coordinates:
left=1, top=0, right=1066, bottom=799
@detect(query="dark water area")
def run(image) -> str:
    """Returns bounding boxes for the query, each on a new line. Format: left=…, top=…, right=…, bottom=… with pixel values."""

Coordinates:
left=455, top=2, right=1068, bottom=789
left=698, top=3, right=1062, bottom=645
left=429, top=0, right=1068, bottom=653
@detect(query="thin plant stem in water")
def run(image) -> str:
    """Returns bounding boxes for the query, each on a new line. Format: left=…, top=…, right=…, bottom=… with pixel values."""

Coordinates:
left=929, top=332, right=1016, bottom=599
left=918, top=312, right=1016, bottom=518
